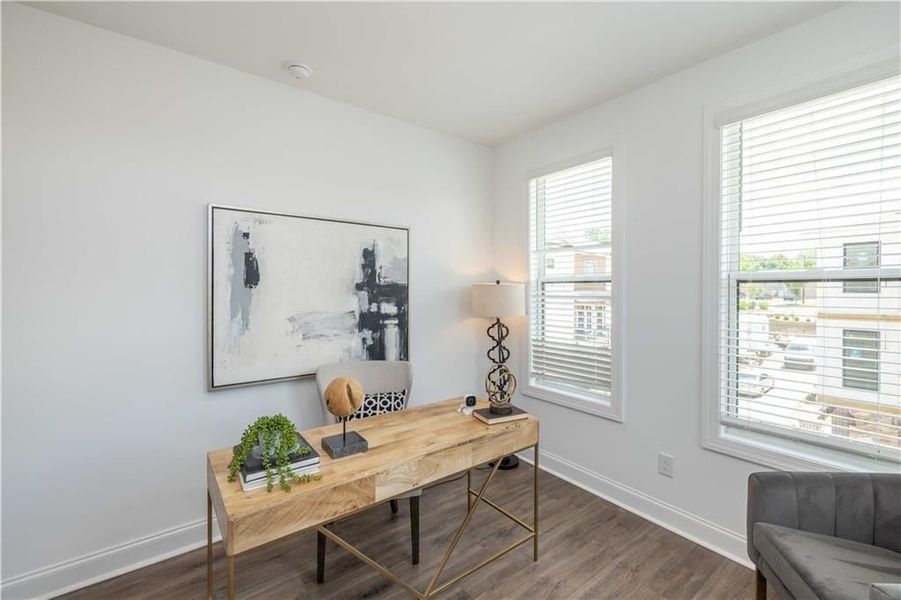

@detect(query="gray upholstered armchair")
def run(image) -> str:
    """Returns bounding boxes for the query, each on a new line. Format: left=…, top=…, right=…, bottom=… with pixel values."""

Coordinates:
left=747, top=472, right=901, bottom=600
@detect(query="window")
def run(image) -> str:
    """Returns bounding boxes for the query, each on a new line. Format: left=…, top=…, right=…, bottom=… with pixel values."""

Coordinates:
left=528, top=156, right=618, bottom=418
left=842, top=329, right=880, bottom=392
left=574, top=302, right=606, bottom=342
left=583, top=260, right=597, bottom=276
left=843, top=241, right=880, bottom=293
left=710, top=74, right=900, bottom=468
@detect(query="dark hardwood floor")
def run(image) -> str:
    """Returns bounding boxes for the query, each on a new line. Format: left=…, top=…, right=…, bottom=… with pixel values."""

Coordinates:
left=58, top=466, right=754, bottom=599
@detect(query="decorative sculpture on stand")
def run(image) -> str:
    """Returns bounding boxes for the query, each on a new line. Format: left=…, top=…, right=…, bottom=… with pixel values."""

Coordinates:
left=320, top=376, right=369, bottom=459
left=484, top=319, right=518, bottom=415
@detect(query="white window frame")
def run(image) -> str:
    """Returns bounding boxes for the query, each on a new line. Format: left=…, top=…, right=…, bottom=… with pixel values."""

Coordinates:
left=701, top=58, right=900, bottom=473
left=522, top=148, right=625, bottom=422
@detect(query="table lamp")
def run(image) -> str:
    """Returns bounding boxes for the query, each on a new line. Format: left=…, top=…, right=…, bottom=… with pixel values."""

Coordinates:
left=471, top=280, right=526, bottom=416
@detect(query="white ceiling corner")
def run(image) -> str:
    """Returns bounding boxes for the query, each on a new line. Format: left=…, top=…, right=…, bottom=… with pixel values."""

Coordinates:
left=29, top=2, right=843, bottom=146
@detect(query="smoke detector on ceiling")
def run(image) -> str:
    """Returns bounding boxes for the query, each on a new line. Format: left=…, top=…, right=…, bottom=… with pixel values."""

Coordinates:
left=286, top=63, right=313, bottom=80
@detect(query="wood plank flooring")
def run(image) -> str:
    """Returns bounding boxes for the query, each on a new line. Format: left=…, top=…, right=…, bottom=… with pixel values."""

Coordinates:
left=58, top=465, right=755, bottom=599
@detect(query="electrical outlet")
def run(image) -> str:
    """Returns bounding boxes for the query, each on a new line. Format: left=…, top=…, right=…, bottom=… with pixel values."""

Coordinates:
left=658, top=452, right=674, bottom=478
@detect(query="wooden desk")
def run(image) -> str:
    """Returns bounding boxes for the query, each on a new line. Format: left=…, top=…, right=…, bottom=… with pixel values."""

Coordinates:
left=206, top=398, right=540, bottom=599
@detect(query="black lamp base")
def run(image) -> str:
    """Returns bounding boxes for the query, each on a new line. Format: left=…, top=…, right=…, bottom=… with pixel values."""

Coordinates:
left=492, top=454, right=520, bottom=470
left=489, top=403, right=513, bottom=416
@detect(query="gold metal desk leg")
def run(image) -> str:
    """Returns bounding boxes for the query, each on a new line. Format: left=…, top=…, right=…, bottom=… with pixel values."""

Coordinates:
left=227, top=555, right=235, bottom=600
left=533, top=443, right=539, bottom=561
left=424, top=461, right=502, bottom=597
left=318, top=526, right=422, bottom=598
left=318, top=447, right=535, bottom=599
left=207, top=491, right=213, bottom=600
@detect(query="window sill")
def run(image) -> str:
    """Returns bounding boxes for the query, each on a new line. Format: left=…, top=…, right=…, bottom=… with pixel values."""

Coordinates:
left=703, top=427, right=899, bottom=473
left=522, top=382, right=623, bottom=422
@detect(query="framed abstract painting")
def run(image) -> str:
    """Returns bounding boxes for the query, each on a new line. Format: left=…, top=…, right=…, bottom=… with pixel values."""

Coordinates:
left=208, top=204, right=409, bottom=390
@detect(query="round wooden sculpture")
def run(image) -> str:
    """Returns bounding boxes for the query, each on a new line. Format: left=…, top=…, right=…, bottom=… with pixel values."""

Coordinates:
left=324, top=376, right=364, bottom=419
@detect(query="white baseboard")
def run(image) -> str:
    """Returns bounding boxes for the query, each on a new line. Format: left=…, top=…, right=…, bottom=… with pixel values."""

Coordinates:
left=3, top=451, right=751, bottom=599
left=1, top=517, right=221, bottom=600
left=518, top=448, right=753, bottom=569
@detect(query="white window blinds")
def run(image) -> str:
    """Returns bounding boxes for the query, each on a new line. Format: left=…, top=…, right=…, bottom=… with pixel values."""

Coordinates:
left=529, top=157, right=613, bottom=403
left=718, top=74, right=901, bottom=463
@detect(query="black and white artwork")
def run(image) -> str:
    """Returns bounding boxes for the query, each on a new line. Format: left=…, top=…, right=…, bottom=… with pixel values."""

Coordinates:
left=208, top=205, right=409, bottom=389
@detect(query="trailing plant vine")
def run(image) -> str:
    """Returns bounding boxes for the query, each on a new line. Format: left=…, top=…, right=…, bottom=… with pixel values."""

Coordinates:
left=227, top=414, right=319, bottom=492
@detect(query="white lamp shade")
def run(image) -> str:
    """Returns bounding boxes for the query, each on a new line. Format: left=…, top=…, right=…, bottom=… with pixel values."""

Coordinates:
left=471, top=282, right=525, bottom=318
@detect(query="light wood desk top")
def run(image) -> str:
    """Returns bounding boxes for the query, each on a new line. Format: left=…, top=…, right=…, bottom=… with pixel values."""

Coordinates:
left=207, top=398, right=539, bottom=556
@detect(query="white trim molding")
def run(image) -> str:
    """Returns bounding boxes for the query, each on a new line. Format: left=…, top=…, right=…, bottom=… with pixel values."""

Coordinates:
left=1, top=517, right=221, bottom=600
left=521, top=381, right=624, bottom=421
left=700, top=52, right=901, bottom=473
left=521, top=146, right=626, bottom=423
left=519, top=448, right=752, bottom=569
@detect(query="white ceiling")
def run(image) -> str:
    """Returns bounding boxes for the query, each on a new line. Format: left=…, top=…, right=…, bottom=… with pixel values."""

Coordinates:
left=30, top=2, right=842, bottom=146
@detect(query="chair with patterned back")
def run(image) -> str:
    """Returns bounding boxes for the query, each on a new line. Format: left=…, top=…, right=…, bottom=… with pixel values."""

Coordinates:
left=316, top=360, right=412, bottom=424
left=314, top=360, right=419, bottom=583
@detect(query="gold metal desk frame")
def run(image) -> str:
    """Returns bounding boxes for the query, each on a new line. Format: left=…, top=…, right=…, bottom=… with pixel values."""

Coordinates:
left=205, top=399, right=539, bottom=599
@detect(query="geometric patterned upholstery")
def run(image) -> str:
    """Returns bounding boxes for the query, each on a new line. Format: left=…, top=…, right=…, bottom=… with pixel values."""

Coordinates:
left=346, top=389, right=407, bottom=421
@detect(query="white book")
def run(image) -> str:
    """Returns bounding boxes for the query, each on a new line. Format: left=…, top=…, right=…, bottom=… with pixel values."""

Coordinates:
left=243, top=457, right=320, bottom=483
left=240, top=464, right=320, bottom=492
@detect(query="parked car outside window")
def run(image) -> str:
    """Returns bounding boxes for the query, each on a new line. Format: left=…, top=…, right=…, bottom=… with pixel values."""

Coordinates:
left=784, top=338, right=816, bottom=369
left=738, top=371, right=774, bottom=397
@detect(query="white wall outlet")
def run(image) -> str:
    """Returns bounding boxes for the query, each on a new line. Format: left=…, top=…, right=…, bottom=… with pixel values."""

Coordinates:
left=658, top=452, right=674, bottom=478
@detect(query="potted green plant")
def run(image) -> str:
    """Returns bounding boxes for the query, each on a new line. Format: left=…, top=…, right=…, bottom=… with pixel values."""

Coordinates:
left=227, top=414, right=319, bottom=492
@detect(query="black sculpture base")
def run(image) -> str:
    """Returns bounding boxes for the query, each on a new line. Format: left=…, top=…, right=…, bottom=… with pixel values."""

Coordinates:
left=489, top=403, right=513, bottom=416
left=322, top=431, right=368, bottom=459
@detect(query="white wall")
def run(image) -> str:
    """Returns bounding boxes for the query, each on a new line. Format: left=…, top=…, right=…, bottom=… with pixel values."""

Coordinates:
left=1, top=5, right=492, bottom=597
left=5, top=2, right=901, bottom=597
left=493, top=3, right=900, bottom=565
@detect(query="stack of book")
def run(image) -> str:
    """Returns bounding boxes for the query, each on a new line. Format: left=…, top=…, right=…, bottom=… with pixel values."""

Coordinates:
left=237, top=433, right=320, bottom=492
left=473, top=405, right=529, bottom=425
